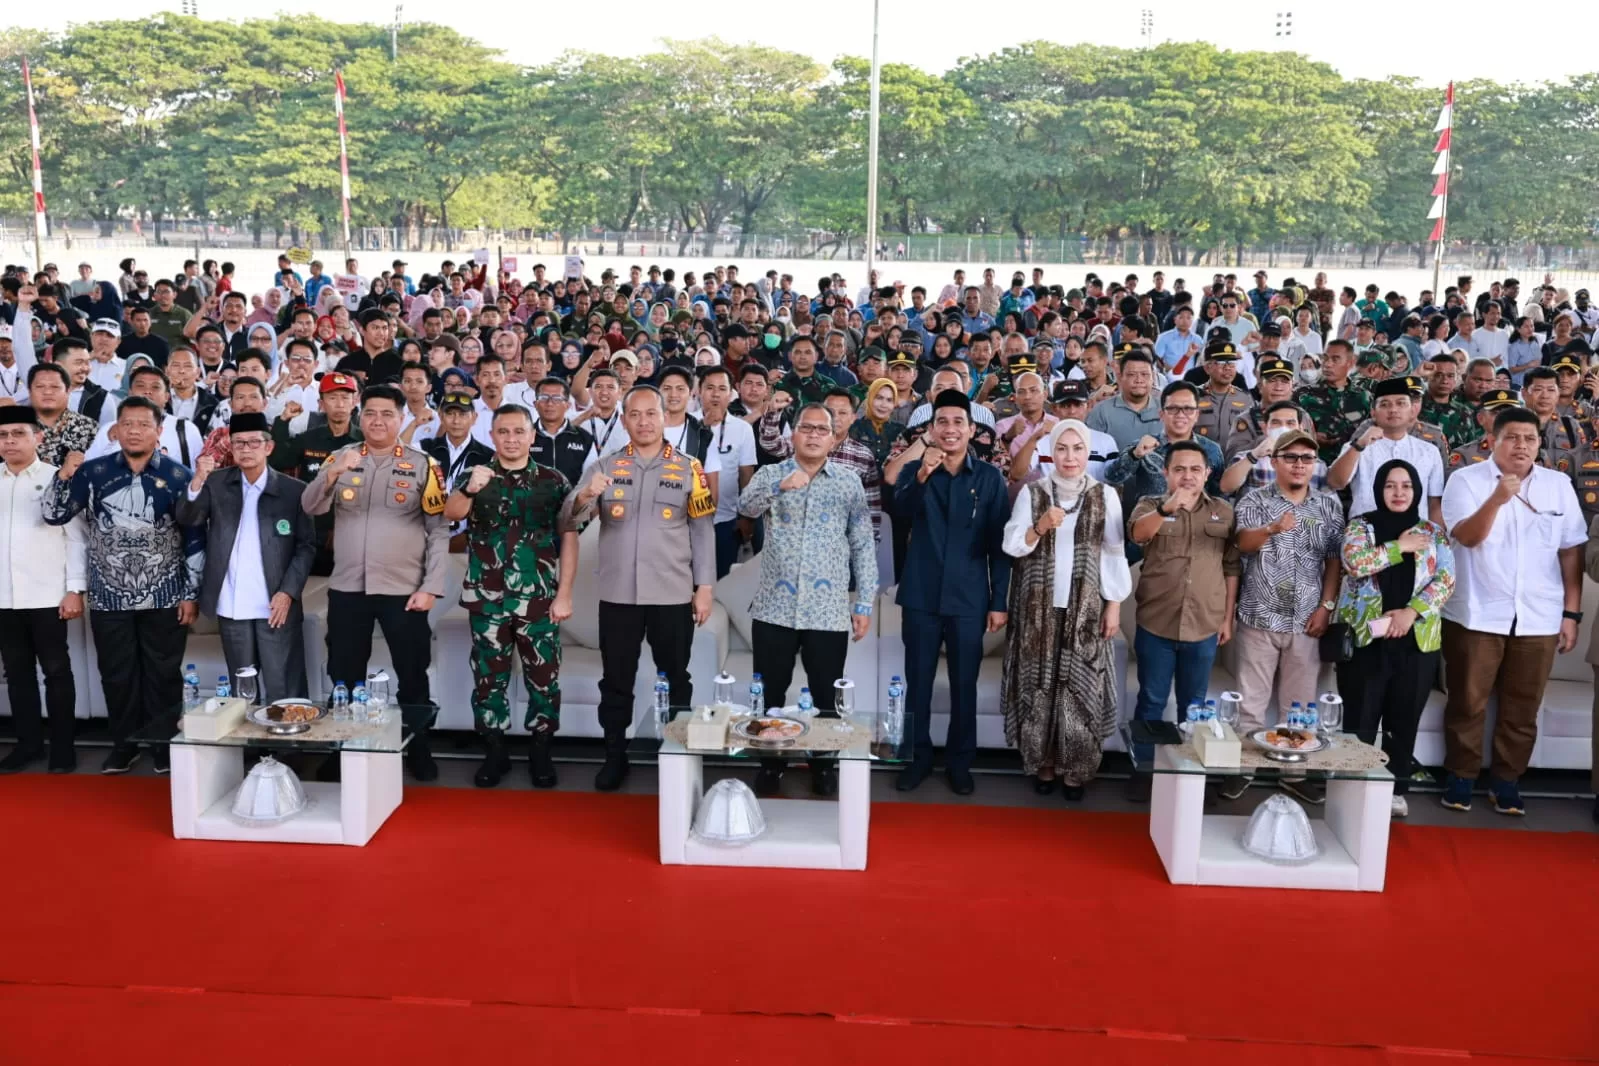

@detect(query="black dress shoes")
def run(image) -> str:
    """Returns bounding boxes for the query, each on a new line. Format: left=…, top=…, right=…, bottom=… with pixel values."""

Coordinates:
left=946, top=767, right=976, bottom=795
left=1061, top=783, right=1085, bottom=802
left=753, top=766, right=784, bottom=797
left=895, top=760, right=932, bottom=792
left=0, top=746, right=43, bottom=774
left=1032, top=775, right=1058, bottom=796
left=407, top=734, right=439, bottom=782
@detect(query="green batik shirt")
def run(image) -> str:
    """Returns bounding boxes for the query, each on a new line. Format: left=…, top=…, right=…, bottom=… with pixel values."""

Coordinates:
left=460, top=459, right=571, bottom=613
left=1295, top=378, right=1371, bottom=463
left=1421, top=395, right=1479, bottom=449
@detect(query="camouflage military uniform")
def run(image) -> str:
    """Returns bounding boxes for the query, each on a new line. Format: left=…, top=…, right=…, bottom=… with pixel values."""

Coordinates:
left=1421, top=394, right=1479, bottom=449
left=461, top=459, right=572, bottom=731
left=1296, top=379, right=1371, bottom=464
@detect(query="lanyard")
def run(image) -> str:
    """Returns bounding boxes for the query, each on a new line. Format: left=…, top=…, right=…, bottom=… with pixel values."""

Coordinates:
left=594, top=410, right=619, bottom=451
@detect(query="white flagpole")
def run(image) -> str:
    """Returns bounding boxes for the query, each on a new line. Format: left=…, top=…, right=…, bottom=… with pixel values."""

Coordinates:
left=864, top=0, right=881, bottom=291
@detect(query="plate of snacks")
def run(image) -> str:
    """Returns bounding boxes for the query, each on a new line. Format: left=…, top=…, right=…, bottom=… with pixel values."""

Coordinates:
left=1249, top=727, right=1327, bottom=760
left=731, top=714, right=810, bottom=747
left=250, top=700, right=328, bottom=735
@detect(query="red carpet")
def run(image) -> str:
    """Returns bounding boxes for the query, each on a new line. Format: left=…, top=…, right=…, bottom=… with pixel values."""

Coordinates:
left=2, top=775, right=1596, bottom=1065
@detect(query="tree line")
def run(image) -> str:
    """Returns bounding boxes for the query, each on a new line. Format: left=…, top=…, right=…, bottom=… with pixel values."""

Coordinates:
left=0, top=17, right=1594, bottom=262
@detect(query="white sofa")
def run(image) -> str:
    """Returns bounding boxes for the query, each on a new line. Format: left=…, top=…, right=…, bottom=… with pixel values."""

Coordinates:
left=5, top=540, right=1594, bottom=773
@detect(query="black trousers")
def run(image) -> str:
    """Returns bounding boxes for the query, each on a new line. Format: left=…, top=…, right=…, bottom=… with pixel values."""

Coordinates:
left=326, top=591, right=431, bottom=707
left=0, top=607, right=75, bottom=752
left=752, top=619, right=848, bottom=775
left=1335, top=638, right=1437, bottom=796
left=90, top=608, right=187, bottom=747
left=750, top=619, right=848, bottom=710
left=597, top=601, right=692, bottom=735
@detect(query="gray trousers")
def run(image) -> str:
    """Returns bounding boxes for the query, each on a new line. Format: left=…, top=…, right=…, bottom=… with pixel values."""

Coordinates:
left=219, top=615, right=308, bottom=705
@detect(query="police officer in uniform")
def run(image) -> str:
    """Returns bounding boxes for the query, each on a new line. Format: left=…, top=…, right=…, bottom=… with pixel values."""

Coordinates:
left=1447, top=388, right=1522, bottom=478
left=1522, top=365, right=1599, bottom=521
left=559, top=385, right=716, bottom=791
left=1227, top=356, right=1311, bottom=455
left=1550, top=347, right=1596, bottom=437
left=301, top=383, right=450, bottom=779
left=271, top=372, right=362, bottom=576
left=1194, top=339, right=1255, bottom=456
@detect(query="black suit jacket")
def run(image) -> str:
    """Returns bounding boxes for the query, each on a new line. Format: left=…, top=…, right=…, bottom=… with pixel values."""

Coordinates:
left=424, top=434, right=494, bottom=492
left=174, top=466, right=316, bottom=620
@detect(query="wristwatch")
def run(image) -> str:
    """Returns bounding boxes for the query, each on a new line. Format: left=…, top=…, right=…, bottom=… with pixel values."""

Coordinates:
left=1155, top=500, right=1172, bottom=517
left=1563, top=609, right=1583, bottom=622
left=1320, top=599, right=1337, bottom=611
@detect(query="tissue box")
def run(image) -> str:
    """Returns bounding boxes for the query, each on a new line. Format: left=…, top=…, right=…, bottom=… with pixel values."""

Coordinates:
left=686, top=703, right=733, bottom=751
left=1192, top=722, right=1241, bottom=768
left=181, top=697, right=251, bottom=742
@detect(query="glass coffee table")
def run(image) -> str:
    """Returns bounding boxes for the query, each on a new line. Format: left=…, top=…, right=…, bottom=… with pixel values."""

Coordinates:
left=137, top=704, right=438, bottom=848
left=644, top=708, right=906, bottom=872
left=1122, top=724, right=1395, bottom=892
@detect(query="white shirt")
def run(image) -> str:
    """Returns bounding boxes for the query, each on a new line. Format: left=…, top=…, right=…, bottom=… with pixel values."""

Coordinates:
left=0, top=458, right=87, bottom=609
left=85, top=418, right=206, bottom=467
left=0, top=361, right=28, bottom=405
left=1441, top=458, right=1585, bottom=636
left=702, top=415, right=758, bottom=523
left=87, top=355, right=125, bottom=392
left=169, top=390, right=202, bottom=420
left=1282, top=328, right=1324, bottom=360
left=266, top=381, right=321, bottom=436
left=1475, top=325, right=1509, bottom=366
left=401, top=404, right=440, bottom=444
left=1338, top=432, right=1445, bottom=518
left=1446, top=331, right=1482, bottom=361
left=68, top=386, right=119, bottom=426
left=203, top=467, right=272, bottom=620
left=584, top=408, right=624, bottom=455
left=1002, top=479, right=1133, bottom=609
left=471, top=397, right=501, bottom=449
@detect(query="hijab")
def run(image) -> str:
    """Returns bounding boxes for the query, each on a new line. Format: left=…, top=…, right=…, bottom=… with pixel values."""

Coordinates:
left=1362, top=458, right=1421, bottom=611
left=1045, top=418, right=1092, bottom=506
left=863, top=378, right=898, bottom=433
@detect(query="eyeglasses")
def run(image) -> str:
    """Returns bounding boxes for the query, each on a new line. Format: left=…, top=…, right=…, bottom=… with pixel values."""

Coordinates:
left=794, top=424, right=834, bottom=436
left=1276, top=453, right=1318, bottom=464
left=1163, top=405, right=1198, bottom=414
left=231, top=436, right=269, bottom=449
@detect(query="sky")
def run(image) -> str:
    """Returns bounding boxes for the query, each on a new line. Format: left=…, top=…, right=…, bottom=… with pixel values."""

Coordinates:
left=17, top=0, right=1599, bottom=87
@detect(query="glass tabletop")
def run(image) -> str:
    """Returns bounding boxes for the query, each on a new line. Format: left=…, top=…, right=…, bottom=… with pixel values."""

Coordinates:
left=1120, top=723, right=1393, bottom=781
left=137, top=702, right=440, bottom=755
left=633, top=708, right=911, bottom=764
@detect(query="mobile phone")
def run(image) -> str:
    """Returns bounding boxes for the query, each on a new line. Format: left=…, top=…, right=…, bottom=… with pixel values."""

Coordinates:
left=1130, top=719, right=1183, bottom=745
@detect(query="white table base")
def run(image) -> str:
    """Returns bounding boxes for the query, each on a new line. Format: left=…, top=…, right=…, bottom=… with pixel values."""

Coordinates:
left=658, top=753, right=871, bottom=870
left=1149, top=771, right=1392, bottom=891
left=169, top=744, right=404, bottom=847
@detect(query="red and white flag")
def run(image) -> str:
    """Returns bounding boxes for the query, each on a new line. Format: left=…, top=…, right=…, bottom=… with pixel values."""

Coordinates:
left=22, top=58, right=47, bottom=253
left=335, top=70, right=352, bottom=250
left=1427, top=82, right=1453, bottom=242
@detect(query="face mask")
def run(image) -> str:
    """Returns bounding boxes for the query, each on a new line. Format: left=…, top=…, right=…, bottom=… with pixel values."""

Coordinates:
left=763, top=333, right=782, bottom=350
left=1298, top=368, right=1322, bottom=386
left=661, top=337, right=678, bottom=353
left=1267, top=426, right=1289, bottom=445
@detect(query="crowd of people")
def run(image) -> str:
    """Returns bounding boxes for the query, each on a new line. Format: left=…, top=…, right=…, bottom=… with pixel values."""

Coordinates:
left=0, top=254, right=1596, bottom=824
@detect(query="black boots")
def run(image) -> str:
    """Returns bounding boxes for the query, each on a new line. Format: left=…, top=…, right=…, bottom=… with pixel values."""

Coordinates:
left=474, top=729, right=511, bottom=788
left=529, top=720, right=558, bottom=789
left=594, top=730, right=630, bottom=791
left=407, top=730, right=439, bottom=782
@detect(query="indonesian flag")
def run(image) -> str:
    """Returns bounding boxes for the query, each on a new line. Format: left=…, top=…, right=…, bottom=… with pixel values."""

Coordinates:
left=1427, top=196, right=1445, bottom=220
left=1431, top=151, right=1449, bottom=176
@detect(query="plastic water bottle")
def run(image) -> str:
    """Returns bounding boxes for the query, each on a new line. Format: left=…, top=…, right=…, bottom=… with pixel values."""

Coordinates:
left=1287, top=701, right=1304, bottom=729
left=332, top=681, right=349, bottom=721
left=797, top=687, right=815, bottom=716
left=1305, top=700, right=1320, bottom=731
left=1204, top=699, right=1219, bottom=723
left=654, top=672, right=671, bottom=734
left=748, top=673, right=765, bottom=717
left=1185, top=700, right=1201, bottom=723
left=352, top=683, right=370, bottom=721
left=885, top=675, right=905, bottom=747
left=214, top=674, right=230, bottom=700
left=183, top=664, right=200, bottom=708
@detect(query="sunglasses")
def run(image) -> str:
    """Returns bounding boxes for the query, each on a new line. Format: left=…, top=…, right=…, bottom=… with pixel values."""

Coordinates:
left=1275, top=453, right=1318, bottom=464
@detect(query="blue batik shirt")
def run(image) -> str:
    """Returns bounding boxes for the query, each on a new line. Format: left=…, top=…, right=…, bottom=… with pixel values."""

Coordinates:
left=43, top=452, right=204, bottom=611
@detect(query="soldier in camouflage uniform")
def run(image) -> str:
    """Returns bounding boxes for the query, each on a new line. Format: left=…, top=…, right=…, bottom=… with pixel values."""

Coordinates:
left=1419, top=353, right=1479, bottom=448
left=1447, top=388, right=1521, bottom=478
left=443, top=402, right=578, bottom=789
left=1296, top=339, right=1371, bottom=464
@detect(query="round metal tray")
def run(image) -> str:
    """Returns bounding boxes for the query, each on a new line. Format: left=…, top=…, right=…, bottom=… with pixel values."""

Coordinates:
left=1248, top=728, right=1327, bottom=762
left=730, top=713, right=810, bottom=748
left=249, top=700, right=328, bottom=735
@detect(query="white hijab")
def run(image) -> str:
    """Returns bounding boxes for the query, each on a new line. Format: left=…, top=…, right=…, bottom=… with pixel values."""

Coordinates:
left=1045, top=418, right=1093, bottom=505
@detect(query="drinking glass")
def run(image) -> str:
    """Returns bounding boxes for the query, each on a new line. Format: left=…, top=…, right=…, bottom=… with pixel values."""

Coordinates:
left=369, top=670, right=391, bottom=721
left=833, top=678, right=855, bottom=732
left=1318, top=693, right=1344, bottom=734
left=234, top=666, right=259, bottom=707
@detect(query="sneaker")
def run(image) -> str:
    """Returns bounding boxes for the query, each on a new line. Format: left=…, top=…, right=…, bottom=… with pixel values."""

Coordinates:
left=1490, top=780, right=1525, bottom=817
left=151, top=747, right=170, bottom=775
left=1218, top=775, right=1253, bottom=801
left=100, top=746, right=142, bottom=775
left=1408, top=767, right=1437, bottom=787
left=0, top=746, right=44, bottom=774
left=1279, top=778, right=1326, bottom=805
left=1390, top=795, right=1409, bottom=819
left=1440, top=774, right=1473, bottom=812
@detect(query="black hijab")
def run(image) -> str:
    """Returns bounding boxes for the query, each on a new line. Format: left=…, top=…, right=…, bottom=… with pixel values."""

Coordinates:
left=1362, top=458, right=1421, bottom=611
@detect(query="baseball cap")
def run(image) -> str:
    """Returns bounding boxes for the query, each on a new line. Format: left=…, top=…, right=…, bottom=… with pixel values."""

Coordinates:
left=440, top=391, right=475, bottom=412
left=92, top=318, right=121, bottom=338
left=1271, top=430, right=1318, bottom=457
left=608, top=351, right=639, bottom=367
left=1052, top=380, right=1090, bottom=405
left=319, top=372, right=358, bottom=394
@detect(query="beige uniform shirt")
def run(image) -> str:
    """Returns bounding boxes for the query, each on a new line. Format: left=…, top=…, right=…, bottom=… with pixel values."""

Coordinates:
left=560, top=442, right=716, bottom=606
left=1195, top=384, right=1254, bottom=457
left=301, top=442, right=450, bottom=597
